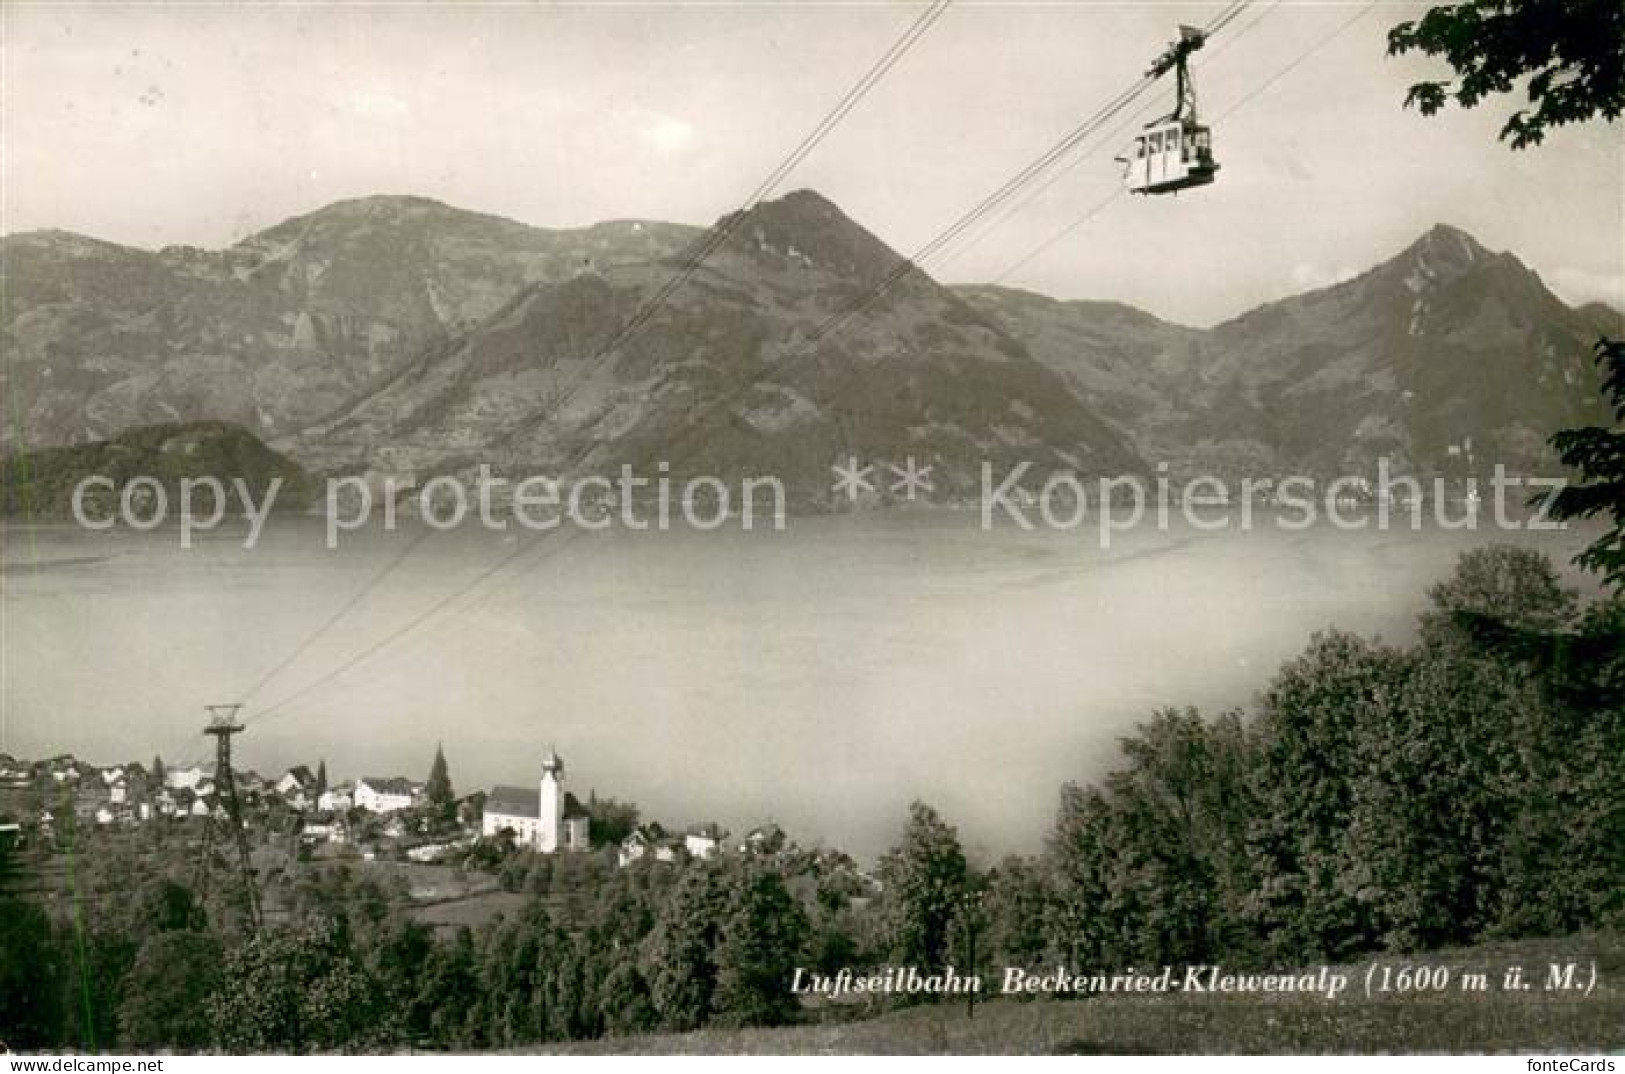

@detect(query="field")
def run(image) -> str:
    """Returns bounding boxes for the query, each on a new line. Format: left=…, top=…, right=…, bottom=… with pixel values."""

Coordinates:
left=548, top=933, right=1625, bottom=1055
left=404, top=890, right=532, bottom=936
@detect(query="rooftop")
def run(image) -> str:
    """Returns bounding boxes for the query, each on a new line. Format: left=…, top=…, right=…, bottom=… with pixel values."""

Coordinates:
left=359, top=776, right=418, bottom=796
left=485, top=785, right=588, bottom=821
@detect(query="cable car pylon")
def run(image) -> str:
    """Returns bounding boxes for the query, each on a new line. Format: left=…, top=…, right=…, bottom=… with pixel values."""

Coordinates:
left=1122, top=25, right=1220, bottom=195
left=199, top=704, right=261, bottom=936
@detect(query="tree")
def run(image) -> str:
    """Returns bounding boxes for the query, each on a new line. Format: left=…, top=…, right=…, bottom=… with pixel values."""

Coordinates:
left=124, top=876, right=205, bottom=935
left=1109, top=710, right=1255, bottom=964
left=1341, top=643, right=1538, bottom=949
left=1550, top=339, right=1625, bottom=592
left=0, top=831, right=17, bottom=897
left=315, top=759, right=328, bottom=799
left=1421, top=543, right=1579, bottom=639
left=208, top=922, right=393, bottom=1052
left=1388, top=0, right=1625, bottom=148
left=55, top=918, right=138, bottom=1051
left=876, top=801, right=968, bottom=976
left=0, top=894, right=61, bottom=1049
left=412, top=927, right=483, bottom=1048
left=642, top=866, right=728, bottom=1031
left=980, top=856, right=1052, bottom=973
left=597, top=961, right=659, bottom=1037
left=118, top=931, right=223, bottom=1050
left=1246, top=631, right=1405, bottom=961
left=586, top=795, right=640, bottom=847
left=1478, top=594, right=1625, bottom=934
left=471, top=900, right=576, bottom=1046
left=1043, top=709, right=1257, bottom=970
left=362, top=917, right=436, bottom=1040
left=425, top=745, right=453, bottom=812
left=1046, top=783, right=1120, bottom=968
left=711, top=866, right=809, bottom=1028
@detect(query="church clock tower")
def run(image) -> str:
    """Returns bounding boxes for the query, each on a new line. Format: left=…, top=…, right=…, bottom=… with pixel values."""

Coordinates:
left=538, top=748, right=564, bottom=853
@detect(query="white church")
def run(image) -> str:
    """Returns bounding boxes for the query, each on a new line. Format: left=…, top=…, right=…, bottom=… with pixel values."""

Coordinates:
left=481, top=748, right=591, bottom=852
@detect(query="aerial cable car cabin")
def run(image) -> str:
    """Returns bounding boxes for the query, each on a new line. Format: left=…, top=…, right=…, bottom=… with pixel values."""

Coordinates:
left=1122, top=25, right=1219, bottom=195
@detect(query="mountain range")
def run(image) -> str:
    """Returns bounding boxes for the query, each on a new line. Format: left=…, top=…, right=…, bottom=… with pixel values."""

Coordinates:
left=1, top=197, right=694, bottom=449
left=964, top=224, right=1620, bottom=482
left=3, top=191, right=1618, bottom=507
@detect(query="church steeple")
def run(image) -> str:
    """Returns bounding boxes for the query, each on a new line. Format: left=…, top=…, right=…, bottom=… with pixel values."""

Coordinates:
left=538, top=748, right=565, bottom=853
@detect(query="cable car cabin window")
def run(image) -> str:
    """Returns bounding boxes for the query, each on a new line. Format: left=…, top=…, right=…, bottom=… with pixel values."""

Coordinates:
left=1149, top=132, right=1162, bottom=153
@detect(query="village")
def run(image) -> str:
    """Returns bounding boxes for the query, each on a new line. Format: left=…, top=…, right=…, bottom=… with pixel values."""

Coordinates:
left=0, top=745, right=787, bottom=877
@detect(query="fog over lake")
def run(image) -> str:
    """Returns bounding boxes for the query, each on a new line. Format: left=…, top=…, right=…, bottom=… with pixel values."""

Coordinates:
left=0, top=513, right=1599, bottom=862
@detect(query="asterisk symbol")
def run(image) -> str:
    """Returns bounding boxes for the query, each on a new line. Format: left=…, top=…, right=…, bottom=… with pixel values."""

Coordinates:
left=830, top=455, right=875, bottom=501
left=889, top=456, right=934, bottom=499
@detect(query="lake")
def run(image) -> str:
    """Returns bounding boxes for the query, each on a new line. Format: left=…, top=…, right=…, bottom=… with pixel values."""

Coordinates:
left=0, top=511, right=1600, bottom=862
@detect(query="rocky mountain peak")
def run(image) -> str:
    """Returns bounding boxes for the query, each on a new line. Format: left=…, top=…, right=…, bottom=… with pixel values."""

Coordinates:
left=1395, top=223, right=1497, bottom=291
left=707, top=188, right=909, bottom=285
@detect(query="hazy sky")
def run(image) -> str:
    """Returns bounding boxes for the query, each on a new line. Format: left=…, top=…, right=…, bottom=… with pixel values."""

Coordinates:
left=4, top=1, right=1621, bottom=325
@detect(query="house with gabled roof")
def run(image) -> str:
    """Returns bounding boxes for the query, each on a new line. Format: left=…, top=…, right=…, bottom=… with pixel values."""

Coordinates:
left=684, top=822, right=726, bottom=861
left=355, top=776, right=418, bottom=814
left=165, top=765, right=207, bottom=791
left=739, top=822, right=787, bottom=856
left=618, top=823, right=679, bottom=868
left=318, top=782, right=354, bottom=814
left=276, top=766, right=318, bottom=808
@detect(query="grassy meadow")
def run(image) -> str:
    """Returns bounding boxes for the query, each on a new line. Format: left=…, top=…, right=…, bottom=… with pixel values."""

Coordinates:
left=546, top=933, right=1625, bottom=1055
